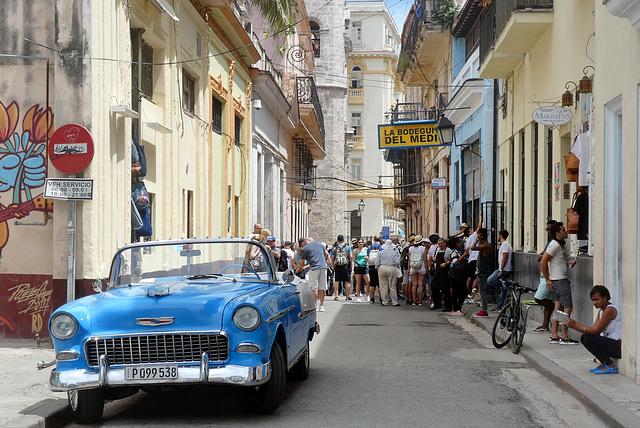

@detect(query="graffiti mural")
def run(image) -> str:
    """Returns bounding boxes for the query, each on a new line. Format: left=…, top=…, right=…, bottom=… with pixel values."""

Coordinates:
left=0, top=100, right=53, bottom=256
left=8, top=280, right=53, bottom=334
left=0, top=274, right=53, bottom=337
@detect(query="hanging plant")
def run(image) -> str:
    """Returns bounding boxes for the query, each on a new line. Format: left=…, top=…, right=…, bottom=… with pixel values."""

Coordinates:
left=398, top=51, right=412, bottom=73
left=436, top=0, right=461, bottom=33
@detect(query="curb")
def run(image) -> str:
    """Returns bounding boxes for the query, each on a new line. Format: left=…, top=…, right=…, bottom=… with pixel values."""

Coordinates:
left=2, top=399, right=71, bottom=428
left=466, top=314, right=640, bottom=428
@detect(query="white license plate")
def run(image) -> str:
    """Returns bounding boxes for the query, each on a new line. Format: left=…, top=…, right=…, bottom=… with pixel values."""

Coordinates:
left=124, top=365, right=178, bottom=380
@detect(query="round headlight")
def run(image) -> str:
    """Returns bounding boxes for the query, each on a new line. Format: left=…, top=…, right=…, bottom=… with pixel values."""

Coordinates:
left=233, top=306, right=261, bottom=331
left=50, top=313, right=78, bottom=340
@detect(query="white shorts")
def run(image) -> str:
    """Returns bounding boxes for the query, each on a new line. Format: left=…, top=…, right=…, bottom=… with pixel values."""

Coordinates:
left=309, top=268, right=328, bottom=291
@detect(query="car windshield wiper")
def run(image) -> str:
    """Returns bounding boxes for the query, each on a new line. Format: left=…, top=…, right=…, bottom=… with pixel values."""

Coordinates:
left=188, top=274, right=223, bottom=280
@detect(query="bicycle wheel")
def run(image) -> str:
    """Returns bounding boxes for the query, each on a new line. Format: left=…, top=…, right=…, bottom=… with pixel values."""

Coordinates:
left=492, top=304, right=511, bottom=348
left=510, top=303, right=528, bottom=354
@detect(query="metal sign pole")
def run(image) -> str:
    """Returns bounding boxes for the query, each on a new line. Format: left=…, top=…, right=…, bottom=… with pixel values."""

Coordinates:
left=67, top=174, right=76, bottom=302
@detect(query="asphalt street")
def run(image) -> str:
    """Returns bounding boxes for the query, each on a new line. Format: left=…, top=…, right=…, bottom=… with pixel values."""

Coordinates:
left=58, top=299, right=605, bottom=427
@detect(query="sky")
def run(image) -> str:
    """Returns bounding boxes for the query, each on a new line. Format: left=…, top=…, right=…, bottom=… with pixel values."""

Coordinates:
left=383, top=0, right=414, bottom=32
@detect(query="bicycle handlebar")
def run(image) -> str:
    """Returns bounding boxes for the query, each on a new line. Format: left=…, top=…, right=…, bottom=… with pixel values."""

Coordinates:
left=499, top=277, right=536, bottom=294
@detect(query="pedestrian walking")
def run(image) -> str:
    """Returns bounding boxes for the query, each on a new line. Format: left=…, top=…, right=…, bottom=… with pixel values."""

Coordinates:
left=471, top=228, right=492, bottom=317
left=409, top=235, right=427, bottom=306
left=298, top=237, right=331, bottom=312
left=330, top=235, right=352, bottom=301
left=401, top=234, right=415, bottom=304
left=532, top=220, right=558, bottom=333
left=447, top=235, right=467, bottom=315
left=489, top=230, right=514, bottom=311
left=351, top=239, right=370, bottom=302
left=375, top=237, right=401, bottom=306
left=541, top=222, right=579, bottom=344
left=367, top=235, right=383, bottom=304
left=430, top=237, right=452, bottom=311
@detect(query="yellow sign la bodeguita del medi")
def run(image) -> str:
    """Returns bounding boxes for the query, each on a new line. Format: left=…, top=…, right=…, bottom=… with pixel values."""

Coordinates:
left=378, top=121, right=448, bottom=149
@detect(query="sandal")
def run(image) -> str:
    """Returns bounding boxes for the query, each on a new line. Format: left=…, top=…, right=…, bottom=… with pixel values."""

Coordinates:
left=593, top=365, right=618, bottom=374
left=589, top=364, right=605, bottom=373
left=334, top=296, right=338, bottom=301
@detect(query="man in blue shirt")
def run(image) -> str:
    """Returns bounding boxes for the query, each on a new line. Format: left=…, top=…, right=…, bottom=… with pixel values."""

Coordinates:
left=299, top=238, right=330, bottom=312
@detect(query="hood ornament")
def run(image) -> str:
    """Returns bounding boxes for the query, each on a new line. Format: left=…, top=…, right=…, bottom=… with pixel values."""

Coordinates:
left=136, top=317, right=175, bottom=327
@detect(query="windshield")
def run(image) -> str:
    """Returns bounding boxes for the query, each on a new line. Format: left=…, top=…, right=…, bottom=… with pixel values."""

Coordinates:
left=109, top=240, right=274, bottom=288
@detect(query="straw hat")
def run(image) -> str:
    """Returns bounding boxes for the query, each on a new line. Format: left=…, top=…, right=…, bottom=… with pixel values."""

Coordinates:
left=413, top=235, right=423, bottom=245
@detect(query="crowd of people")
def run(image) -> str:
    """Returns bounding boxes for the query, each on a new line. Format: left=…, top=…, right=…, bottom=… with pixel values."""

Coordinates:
left=249, top=219, right=622, bottom=375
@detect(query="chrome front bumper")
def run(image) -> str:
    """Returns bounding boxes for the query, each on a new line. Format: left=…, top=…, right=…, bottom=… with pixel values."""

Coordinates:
left=50, top=354, right=271, bottom=391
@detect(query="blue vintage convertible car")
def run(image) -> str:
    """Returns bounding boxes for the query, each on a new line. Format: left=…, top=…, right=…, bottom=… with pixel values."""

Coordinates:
left=48, top=239, right=319, bottom=423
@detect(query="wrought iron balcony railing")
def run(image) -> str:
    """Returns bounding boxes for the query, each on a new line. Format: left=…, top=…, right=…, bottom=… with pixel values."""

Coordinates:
left=297, top=76, right=325, bottom=140
left=400, top=0, right=442, bottom=59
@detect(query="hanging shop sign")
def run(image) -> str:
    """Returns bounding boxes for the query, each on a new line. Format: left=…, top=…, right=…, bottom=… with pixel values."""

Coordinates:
left=532, top=106, right=573, bottom=128
left=378, top=120, right=445, bottom=149
left=49, top=124, right=95, bottom=174
left=431, top=178, right=447, bottom=189
left=44, top=178, right=94, bottom=200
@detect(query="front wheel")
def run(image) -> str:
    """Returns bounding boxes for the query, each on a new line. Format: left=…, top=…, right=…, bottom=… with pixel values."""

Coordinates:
left=288, top=342, right=310, bottom=381
left=240, top=341, right=286, bottom=413
left=492, top=304, right=512, bottom=348
left=68, top=388, right=104, bottom=424
left=510, top=304, right=528, bottom=354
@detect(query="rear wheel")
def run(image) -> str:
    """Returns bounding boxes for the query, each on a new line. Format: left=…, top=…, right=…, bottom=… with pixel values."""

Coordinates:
left=510, top=304, right=528, bottom=354
left=492, top=304, right=512, bottom=348
left=240, top=341, right=286, bottom=413
left=68, top=388, right=104, bottom=424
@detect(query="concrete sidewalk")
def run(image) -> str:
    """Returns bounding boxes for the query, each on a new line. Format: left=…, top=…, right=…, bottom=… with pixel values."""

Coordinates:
left=0, top=338, right=67, bottom=428
left=465, top=303, right=640, bottom=428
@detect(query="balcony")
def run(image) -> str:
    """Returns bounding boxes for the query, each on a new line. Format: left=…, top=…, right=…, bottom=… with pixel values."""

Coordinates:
left=398, top=0, right=449, bottom=85
left=349, top=135, right=364, bottom=150
left=293, top=76, right=325, bottom=158
left=478, top=0, right=554, bottom=79
left=348, top=88, right=364, bottom=104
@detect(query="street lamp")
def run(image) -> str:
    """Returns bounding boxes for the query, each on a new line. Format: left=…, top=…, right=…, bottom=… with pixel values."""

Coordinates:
left=436, top=115, right=455, bottom=145
left=301, top=183, right=315, bottom=201
left=358, top=199, right=365, bottom=217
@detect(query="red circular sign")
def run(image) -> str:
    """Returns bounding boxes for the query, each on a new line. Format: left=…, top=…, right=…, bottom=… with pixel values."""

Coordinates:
left=49, top=124, right=95, bottom=174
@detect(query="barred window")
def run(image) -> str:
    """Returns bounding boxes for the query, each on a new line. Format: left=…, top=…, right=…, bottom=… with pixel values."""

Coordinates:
left=212, top=97, right=222, bottom=134
left=234, top=114, right=242, bottom=146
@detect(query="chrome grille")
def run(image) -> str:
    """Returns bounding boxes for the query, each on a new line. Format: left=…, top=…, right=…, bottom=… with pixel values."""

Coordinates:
left=85, top=333, right=228, bottom=367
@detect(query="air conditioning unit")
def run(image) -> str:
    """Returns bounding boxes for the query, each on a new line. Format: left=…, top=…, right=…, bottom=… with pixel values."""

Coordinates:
left=244, top=21, right=252, bottom=35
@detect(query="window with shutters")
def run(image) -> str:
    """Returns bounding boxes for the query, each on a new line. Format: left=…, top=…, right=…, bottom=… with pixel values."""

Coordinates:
left=182, top=69, right=195, bottom=114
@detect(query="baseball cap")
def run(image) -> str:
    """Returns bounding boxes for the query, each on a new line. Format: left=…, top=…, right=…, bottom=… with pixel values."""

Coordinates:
left=267, top=235, right=276, bottom=241
left=298, top=237, right=307, bottom=246
left=284, top=240, right=292, bottom=246
left=337, top=234, right=344, bottom=242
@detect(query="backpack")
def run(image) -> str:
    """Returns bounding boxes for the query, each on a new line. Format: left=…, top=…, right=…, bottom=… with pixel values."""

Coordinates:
left=449, top=250, right=468, bottom=282
left=335, top=245, right=348, bottom=266
left=400, top=246, right=410, bottom=270
left=368, top=244, right=380, bottom=267
left=410, top=250, right=423, bottom=270
left=277, top=250, right=288, bottom=272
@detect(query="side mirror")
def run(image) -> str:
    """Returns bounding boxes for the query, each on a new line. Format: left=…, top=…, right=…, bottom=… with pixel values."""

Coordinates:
left=282, top=270, right=295, bottom=284
left=92, top=279, right=103, bottom=293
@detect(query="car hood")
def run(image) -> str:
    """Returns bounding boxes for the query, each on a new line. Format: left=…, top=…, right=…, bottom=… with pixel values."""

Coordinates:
left=75, top=281, right=266, bottom=336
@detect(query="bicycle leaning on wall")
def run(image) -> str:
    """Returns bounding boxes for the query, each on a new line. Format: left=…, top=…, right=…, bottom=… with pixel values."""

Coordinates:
left=491, top=278, right=536, bottom=354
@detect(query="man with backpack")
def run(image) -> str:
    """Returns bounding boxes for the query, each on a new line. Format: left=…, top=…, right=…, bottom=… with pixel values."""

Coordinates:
left=330, top=235, right=352, bottom=301
left=367, top=235, right=383, bottom=304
